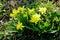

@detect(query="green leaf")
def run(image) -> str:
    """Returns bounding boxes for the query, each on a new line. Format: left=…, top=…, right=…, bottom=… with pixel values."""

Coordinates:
left=44, top=21, right=50, bottom=27
left=50, top=30, right=57, bottom=33
left=5, top=30, right=17, bottom=33
left=53, top=17, right=59, bottom=22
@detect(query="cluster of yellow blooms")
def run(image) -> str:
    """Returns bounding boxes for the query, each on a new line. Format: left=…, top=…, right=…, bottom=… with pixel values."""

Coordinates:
left=10, top=6, right=47, bottom=30
left=30, top=14, right=41, bottom=23
left=16, top=22, right=24, bottom=30
left=10, top=6, right=24, bottom=17
left=10, top=6, right=25, bottom=30
left=39, top=7, right=47, bottom=14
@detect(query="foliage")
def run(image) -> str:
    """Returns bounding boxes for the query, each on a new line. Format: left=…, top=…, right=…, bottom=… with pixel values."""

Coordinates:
left=5, top=1, right=60, bottom=35
left=0, top=4, right=3, bottom=19
left=0, top=0, right=60, bottom=40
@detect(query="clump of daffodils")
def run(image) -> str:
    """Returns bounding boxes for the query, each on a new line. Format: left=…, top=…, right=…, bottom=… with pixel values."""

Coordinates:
left=39, top=7, right=47, bottom=14
left=16, top=22, right=24, bottom=30
left=6, top=2, right=60, bottom=34
left=30, top=14, right=41, bottom=23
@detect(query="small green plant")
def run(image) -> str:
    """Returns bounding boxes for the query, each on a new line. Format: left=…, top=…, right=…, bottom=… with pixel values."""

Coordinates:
left=5, top=1, right=60, bottom=37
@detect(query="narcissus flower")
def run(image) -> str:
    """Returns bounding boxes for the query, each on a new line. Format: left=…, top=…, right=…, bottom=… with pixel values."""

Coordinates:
left=39, top=7, right=47, bottom=14
left=18, top=6, right=24, bottom=11
left=10, top=9, right=18, bottom=17
left=24, top=13, right=28, bottom=17
left=30, top=14, right=41, bottom=23
left=28, top=8, right=35, bottom=14
left=10, top=13, right=15, bottom=17
left=16, top=22, right=24, bottom=30
left=12, top=9, right=18, bottom=14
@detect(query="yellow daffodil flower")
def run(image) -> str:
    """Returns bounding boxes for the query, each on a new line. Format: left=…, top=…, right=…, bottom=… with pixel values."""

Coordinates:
left=39, top=7, right=47, bottom=14
left=24, top=13, right=28, bottom=17
left=10, top=13, right=15, bottom=17
left=16, top=22, right=24, bottom=30
left=30, top=14, right=41, bottom=23
left=10, top=9, right=18, bottom=17
left=18, top=6, right=24, bottom=11
left=28, top=8, right=35, bottom=14
left=12, top=9, right=18, bottom=14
